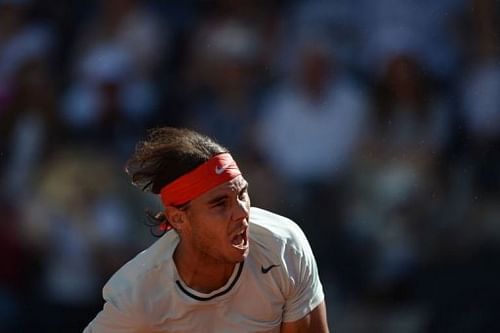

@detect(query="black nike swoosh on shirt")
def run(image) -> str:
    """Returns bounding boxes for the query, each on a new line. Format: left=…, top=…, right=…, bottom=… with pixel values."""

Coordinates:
left=261, top=264, right=280, bottom=274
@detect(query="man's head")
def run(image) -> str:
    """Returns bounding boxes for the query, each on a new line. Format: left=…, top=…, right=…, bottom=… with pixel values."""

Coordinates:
left=126, top=127, right=250, bottom=263
left=126, top=127, right=229, bottom=195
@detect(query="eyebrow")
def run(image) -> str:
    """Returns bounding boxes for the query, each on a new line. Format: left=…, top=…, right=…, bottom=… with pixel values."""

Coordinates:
left=206, top=184, right=248, bottom=206
left=207, top=194, right=228, bottom=205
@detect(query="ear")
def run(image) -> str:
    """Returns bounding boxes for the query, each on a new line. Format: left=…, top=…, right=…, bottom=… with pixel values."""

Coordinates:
left=164, top=206, right=188, bottom=231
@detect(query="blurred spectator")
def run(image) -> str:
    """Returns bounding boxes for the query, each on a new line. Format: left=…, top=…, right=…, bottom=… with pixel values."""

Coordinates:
left=460, top=60, right=500, bottom=194
left=60, top=0, right=166, bottom=155
left=256, top=39, right=369, bottom=188
left=0, top=0, right=53, bottom=96
left=254, top=38, right=370, bottom=284
left=343, top=53, right=453, bottom=304
left=357, top=0, right=466, bottom=80
left=20, top=148, right=145, bottom=331
left=0, top=0, right=57, bottom=201
left=185, top=20, right=262, bottom=153
left=459, top=0, right=500, bottom=194
left=365, top=53, right=452, bottom=159
left=461, top=63, right=500, bottom=143
left=182, top=0, right=282, bottom=154
left=71, top=0, right=167, bottom=79
left=284, top=0, right=363, bottom=70
left=0, top=59, right=59, bottom=200
left=0, top=198, right=29, bottom=332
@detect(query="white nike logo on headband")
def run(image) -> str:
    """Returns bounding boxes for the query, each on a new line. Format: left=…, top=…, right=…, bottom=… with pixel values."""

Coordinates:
left=215, top=165, right=229, bottom=175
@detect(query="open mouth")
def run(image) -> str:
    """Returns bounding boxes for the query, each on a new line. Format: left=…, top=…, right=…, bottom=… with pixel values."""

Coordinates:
left=231, top=228, right=248, bottom=250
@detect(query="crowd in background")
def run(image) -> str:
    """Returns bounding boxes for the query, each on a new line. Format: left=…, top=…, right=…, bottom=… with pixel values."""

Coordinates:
left=1, top=0, right=500, bottom=332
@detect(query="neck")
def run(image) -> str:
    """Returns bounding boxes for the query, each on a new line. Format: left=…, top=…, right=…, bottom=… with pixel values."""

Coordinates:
left=173, top=242, right=236, bottom=293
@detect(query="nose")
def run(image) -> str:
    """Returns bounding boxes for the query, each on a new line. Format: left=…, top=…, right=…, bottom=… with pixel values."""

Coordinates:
left=232, top=198, right=249, bottom=222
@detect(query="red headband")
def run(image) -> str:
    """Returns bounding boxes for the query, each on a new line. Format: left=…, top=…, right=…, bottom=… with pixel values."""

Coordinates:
left=160, top=153, right=241, bottom=207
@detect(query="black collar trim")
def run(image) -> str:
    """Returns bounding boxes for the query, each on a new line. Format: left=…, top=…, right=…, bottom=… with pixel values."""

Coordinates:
left=176, top=261, right=244, bottom=301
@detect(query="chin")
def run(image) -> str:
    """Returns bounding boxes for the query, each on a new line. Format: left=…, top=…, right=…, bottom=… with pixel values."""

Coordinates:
left=230, top=246, right=249, bottom=263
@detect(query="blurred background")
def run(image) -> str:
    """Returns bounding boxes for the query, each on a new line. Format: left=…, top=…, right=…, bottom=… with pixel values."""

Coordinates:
left=1, top=0, right=500, bottom=332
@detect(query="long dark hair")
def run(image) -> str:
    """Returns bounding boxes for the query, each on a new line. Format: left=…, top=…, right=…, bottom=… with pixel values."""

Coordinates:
left=125, top=127, right=228, bottom=236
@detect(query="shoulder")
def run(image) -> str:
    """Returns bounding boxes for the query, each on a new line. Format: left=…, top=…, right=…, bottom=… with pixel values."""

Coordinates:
left=103, top=232, right=178, bottom=302
left=248, top=207, right=323, bottom=302
left=249, top=207, right=310, bottom=257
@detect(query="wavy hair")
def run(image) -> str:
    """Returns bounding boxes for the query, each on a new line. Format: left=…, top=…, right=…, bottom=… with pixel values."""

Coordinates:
left=125, top=127, right=228, bottom=236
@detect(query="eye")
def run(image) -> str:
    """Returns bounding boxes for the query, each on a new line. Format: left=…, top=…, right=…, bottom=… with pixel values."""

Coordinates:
left=212, top=200, right=228, bottom=208
left=238, top=186, right=249, bottom=200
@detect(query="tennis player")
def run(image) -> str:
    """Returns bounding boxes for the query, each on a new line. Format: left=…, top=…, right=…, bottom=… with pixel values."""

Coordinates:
left=84, top=127, right=330, bottom=332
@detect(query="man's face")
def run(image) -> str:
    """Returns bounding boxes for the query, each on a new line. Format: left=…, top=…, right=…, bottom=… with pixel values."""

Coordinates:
left=181, top=175, right=250, bottom=264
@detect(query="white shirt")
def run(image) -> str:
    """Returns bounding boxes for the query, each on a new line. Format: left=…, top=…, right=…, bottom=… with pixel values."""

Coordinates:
left=257, top=80, right=368, bottom=183
left=84, top=207, right=325, bottom=333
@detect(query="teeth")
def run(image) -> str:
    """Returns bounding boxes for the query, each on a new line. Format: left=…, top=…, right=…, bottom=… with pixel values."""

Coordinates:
left=232, top=234, right=244, bottom=246
left=231, top=228, right=248, bottom=249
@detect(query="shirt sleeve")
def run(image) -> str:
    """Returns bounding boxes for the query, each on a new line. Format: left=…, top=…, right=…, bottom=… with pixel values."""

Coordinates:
left=83, top=289, right=147, bottom=333
left=282, top=224, right=325, bottom=323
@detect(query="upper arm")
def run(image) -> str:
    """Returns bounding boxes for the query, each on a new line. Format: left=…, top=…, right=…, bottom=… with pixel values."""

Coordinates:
left=280, top=301, right=329, bottom=333
left=281, top=223, right=325, bottom=323
left=84, top=294, right=146, bottom=333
